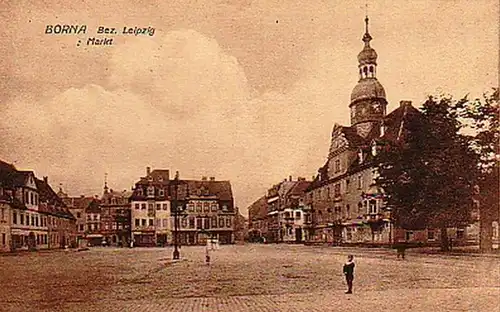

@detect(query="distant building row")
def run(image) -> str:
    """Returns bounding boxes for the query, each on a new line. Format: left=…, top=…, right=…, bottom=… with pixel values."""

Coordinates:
left=59, top=167, right=245, bottom=248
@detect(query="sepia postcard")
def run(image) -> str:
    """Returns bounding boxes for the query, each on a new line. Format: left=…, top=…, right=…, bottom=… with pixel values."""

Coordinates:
left=0, top=0, right=498, bottom=311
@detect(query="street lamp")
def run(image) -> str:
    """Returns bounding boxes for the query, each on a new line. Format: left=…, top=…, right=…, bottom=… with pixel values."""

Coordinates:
left=171, top=171, right=187, bottom=260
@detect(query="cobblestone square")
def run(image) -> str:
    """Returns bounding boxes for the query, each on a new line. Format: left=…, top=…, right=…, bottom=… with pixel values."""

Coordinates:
left=0, top=244, right=499, bottom=311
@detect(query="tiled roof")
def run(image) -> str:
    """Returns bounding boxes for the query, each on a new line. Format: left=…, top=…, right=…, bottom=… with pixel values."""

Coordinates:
left=248, top=196, right=268, bottom=220
left=85, top=199, right=102, bottom=213
left=35, top=178, right=75, bottom=219
left=184, top=180, right=233, bottom=201
left=288, top=180, right=311, bottom=196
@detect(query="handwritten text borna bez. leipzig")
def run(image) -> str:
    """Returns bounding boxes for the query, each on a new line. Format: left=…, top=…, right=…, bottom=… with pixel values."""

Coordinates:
left=45, top=25, right=155, bottom=36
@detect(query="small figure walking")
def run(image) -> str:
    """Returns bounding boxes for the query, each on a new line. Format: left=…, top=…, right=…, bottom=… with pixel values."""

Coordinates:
left=205, top=246, right=211, bottom=265
left=343, top=255, right=355, bottom=294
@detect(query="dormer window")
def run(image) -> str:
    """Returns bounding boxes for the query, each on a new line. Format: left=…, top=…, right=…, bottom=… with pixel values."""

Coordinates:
left=147, top=186, right=154, bottom=197
left=159, top=189, right=164, bottom=197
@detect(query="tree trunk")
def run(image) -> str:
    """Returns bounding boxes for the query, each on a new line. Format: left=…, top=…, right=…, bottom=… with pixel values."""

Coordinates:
left=479, top=215, right=493, bottom=253
left=440, top=227, right=449, bottom=252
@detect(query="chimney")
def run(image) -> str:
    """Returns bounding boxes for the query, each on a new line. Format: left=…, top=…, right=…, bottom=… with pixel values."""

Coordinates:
left=289, top=175, right=292, bottom=182
left=146, top=166, right=151, bottom=176
left=43, top=176, right=48, bottom=184
left=202, top=176, right=207, bottom=181
left=400, top=100, right=412, bottom=108
left=209, top=177, right=215, bottom=181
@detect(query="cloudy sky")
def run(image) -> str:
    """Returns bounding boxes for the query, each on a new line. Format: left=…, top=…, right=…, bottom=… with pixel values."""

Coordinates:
left=0, top=0, right=497, bottom=215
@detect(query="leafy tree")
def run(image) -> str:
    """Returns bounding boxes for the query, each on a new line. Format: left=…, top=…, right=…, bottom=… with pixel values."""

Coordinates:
left=376, top=95, right=480, bottom=251
left=455, top=89, right=499, bottom=252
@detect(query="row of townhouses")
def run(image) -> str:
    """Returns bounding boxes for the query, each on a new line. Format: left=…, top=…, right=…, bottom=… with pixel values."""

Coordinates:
left=1, top=159, right=244, bottom=252
left=248, top=17, right=498, bottom=246
left=58, top=167, right=244, bottom=248
left=0, top=160, right=76, bottom=252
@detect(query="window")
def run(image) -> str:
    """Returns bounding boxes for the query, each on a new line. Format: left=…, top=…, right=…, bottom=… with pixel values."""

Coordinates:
left=226, top=217, right=231, bottom=228
left=31, top=216, right=35, bottom=226
left=147, top=187, right=154, bottom=196
left=135, top=219, right=140, bottom=227
left=219, top=217, right=224, bottom=228
left=2, top=233, right=5, bottom=245
left=204, top=218, right=210, bottom=229
left=93, top=215, right=98, bottom=221
left=211, top=216, right=217, bottom=228
left=334, top=159, right=341, bottom=173
left=196, top=203, right=202, bottom=212
left=35, top=194, right=38, bottom=205
left=211, top=204, right=217, bottom=212
left=334, top=183, right=341, bottom=197
left=295, top=211, right=301, bottom=219
left=181, top=218, right=187, bottom=228
left=188, top=204, right=194, bottom=212
left=141, top=219, right=146, bottom=226
left=405, top=231, right=414, bottom=241
left=189, top=217, right=195, bottom=228
left=428, top=230, right=435, bottom=240
left=25, top=192, right=28, bottom=204
left=358, top=175, right=363, bottom=189
left=141, top=203, right=146, bottom=210
left=203, top=202, right=210, bottom=212
left=196, top=217, right=203, bottom=229
left=76, top=212, right=81, bottom=218
left=87, top=215, right=91, bottom=221
left=346, top=179, right=350, bottom=193
left=159, top=189, right=164, bottom=196
left=156, top=203, right=161, bottom=210
left=457, top=229, right=464, bottom=239
left=149, top=219, right=153, bottom=226
left=369, top=200, right=377, bottom=214
left=358, top=202, right=363, bottom=213
left=163, top=203, right=168, bottom=210
left=20, top=214, right=24, bottom=225
left=135, top=203, right=140, bottom=209
left=346, top=204, right=351, bottom=218
left=79, top=224, right=84, bottom=231
left=30, top=193, right=34, bottom=205
left=35, top=216, right=39, bottom=227
left=222, top=205, right=228, bottom=211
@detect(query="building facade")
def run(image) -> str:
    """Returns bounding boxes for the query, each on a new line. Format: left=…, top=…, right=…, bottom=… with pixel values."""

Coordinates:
left=100, top=184, right=132, bottom=247
left=177, top=177, right=235, bottom=245
left=304, top=17, right=411, bottom=245
left=129, top=168, right=236, bottom=246
left=130, top=167, right=171, bottom=247
left=264, top=177, right=311, bottom=243
left=247, top=196, right=268, bottom=242
left=0, top=160, right=76, bottom=252
left=304, top=17, right=472, bottom=246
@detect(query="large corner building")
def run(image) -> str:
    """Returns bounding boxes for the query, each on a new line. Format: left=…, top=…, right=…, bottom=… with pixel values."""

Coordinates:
left=304, top=17, right=436, bottom=244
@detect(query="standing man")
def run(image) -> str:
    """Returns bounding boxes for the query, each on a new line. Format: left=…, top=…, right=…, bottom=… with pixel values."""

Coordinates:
left=343, top=255, right=355, bottom=294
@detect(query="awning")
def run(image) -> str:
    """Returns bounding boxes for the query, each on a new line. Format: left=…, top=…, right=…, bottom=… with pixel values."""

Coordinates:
left=85, top=234, right=103, bottom=238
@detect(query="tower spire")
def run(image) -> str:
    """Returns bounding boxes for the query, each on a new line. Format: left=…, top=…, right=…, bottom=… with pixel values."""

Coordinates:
left=104, top=173, right=109, bottom=194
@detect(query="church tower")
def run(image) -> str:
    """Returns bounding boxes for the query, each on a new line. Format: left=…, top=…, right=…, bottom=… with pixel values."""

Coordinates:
left=349, top=16, right=387, bottom=138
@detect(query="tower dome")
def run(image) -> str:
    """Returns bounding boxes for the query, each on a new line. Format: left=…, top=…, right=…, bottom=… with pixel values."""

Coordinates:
left=349, top=16, right=387, bottom=137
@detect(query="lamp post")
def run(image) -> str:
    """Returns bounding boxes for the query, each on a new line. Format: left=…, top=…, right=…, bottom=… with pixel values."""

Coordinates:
left=172, top=172, right=180, bottom=260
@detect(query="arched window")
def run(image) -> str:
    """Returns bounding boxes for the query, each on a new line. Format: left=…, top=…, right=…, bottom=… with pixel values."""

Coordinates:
left=369, top=66, right=374, bottom=73
left=363, top=66, right=368, bottom=76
